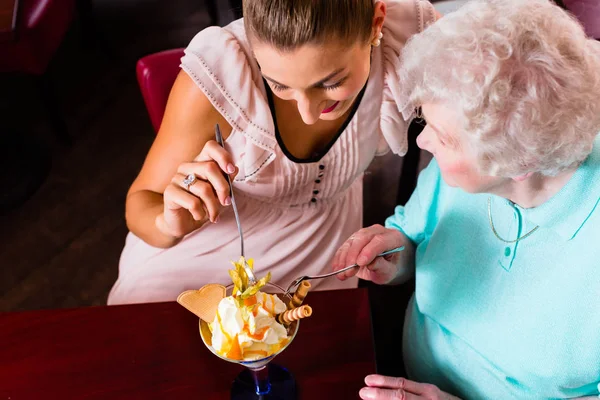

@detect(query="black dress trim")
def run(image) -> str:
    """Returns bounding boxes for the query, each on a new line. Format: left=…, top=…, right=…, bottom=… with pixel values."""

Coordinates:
left=264, top=79, right=368, bottom=164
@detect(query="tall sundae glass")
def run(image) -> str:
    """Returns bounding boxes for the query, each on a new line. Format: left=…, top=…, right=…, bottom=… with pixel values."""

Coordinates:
left=179, top=258, right=313, bottom=399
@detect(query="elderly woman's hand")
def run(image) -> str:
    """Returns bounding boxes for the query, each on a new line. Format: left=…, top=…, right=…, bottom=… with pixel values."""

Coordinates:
left=332, top=224, right=405, bottom=285
left=359, top=375, right=461, bottom=400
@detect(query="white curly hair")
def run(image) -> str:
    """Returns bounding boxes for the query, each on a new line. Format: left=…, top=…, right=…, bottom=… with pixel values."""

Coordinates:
left=400, top=0, right=600, bottom=176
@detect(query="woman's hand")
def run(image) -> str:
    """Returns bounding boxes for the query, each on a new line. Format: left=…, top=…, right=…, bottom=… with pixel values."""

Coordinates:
left=359, top=375, right=461, bottom=400
left=332, top=224, right=405, bottom=285
left=156, top=140, right=237, bottom=239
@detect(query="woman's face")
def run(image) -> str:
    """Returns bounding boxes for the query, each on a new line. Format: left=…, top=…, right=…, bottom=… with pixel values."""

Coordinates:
left=417, top=103, right=508, bottom=193
left=253, top=40, right=372, bottom=125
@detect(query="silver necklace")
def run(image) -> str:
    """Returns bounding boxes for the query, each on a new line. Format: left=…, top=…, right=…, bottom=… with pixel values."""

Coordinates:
left=487, top=197, right=539, bottom=243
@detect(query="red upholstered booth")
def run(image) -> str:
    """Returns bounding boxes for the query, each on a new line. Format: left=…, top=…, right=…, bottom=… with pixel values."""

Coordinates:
left=136, top=48, right=185, bottom=134
left=0, top=0, right=76, bottom=75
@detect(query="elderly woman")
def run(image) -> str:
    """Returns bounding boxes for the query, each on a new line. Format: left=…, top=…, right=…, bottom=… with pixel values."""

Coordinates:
left=333, top=0, right=600, bottom=398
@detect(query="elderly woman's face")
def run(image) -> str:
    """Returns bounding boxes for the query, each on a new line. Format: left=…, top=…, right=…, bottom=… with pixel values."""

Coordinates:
left=417, top=103, right=507, bottom=193
left=253, top=40, right=372, bottom=125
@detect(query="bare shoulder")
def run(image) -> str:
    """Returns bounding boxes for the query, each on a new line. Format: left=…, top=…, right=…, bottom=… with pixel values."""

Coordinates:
left=129, top=71, right=232, bottom=194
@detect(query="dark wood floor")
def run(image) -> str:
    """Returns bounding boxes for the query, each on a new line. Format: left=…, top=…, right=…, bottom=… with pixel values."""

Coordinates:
left=0, top=0, right=421, bottom=317
left=0, top=0, right=226, bottom=312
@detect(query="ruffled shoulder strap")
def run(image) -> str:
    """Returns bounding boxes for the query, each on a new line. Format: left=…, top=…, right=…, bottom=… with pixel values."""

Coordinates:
left=379, top=0, right=436, bottom=155
left=180, top=20, right=276, bottom=179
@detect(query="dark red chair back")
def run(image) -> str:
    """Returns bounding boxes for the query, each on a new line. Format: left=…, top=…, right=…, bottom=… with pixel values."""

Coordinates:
left=0, top=0, right=76, bottom=75
left=135, top=48, right=185, bottom=133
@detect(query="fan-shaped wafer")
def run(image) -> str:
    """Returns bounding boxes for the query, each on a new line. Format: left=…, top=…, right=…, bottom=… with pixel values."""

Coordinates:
left=177, top=284, right=226, bottom=322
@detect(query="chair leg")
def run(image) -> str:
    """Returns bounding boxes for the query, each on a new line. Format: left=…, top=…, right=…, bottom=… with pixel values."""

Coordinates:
left=36, top=75, right=72, bottom=146
left=205, top=0, right=219, bottom=26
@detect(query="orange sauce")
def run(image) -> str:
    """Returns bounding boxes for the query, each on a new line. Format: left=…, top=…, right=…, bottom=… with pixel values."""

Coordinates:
left=226, top=334, right=243, bottom=360
left=271, top=338, right=289, bottom=354
left=216, top=311, right=232, bottom=343
left=214, top=294, right=287, bottom=361
left=243, top=325, right=269, bottom=341
left=243, top=295, right=257, bottom=307
left=260, top=294, right=276, bottom=315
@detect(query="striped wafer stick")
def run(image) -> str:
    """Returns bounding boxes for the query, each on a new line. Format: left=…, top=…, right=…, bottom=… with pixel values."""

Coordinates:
left=277, top=305, right=312, bottom=325
left=289, top=280, right=311, bottom=309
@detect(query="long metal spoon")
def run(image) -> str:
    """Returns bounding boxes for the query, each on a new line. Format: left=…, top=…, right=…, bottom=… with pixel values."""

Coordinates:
left=284, top=246, right=405, bottom=294
left=215, top=124, right=257, bottom=285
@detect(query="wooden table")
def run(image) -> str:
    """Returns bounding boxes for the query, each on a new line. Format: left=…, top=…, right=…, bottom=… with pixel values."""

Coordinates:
left=0, top=288, right=376, bottom=399
left=0, top=0, right=18, bottom=41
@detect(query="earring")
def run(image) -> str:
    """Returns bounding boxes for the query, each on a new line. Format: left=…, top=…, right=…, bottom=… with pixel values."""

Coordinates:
left=371, top=31, right=383, bottom=47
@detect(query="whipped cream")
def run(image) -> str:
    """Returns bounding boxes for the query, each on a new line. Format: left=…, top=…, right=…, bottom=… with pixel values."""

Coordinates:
left=211, top=292, right=288, bottom=360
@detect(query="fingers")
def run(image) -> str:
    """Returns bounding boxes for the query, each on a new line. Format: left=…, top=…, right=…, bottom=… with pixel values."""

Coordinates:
left=362, top=376, right=443, bottom=400
left=365, top=375, right=420, bottom=392
left=359, top=386, right=419, bottom=400
left=332, top=239, right=355, bottom=280
left=170, top=173, right=222, bottom=222
left=163, top=182, right=208, bottom=222
left=177, top=162, right=231, bottom=206
left=194, top=140, right=238, bottom=178
left=353, top=227, right=400, bottom=267
left=354, top=258, right=395, bottom=285
left=345, top=230, right=379, bottom=268
left=165, top=142, right=240, bottom=227
left=332, top=226, right=383, bottom=280
left=158, top=140, right=240, bottom=236
left=333, top=225, right=401, bottom=280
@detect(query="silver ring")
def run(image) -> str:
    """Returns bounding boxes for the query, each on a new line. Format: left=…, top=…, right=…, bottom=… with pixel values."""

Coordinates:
left=182, top=173, right=197, bottom=191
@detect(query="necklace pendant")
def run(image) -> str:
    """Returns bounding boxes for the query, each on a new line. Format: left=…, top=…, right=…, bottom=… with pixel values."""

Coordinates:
left=487, top=197, right=539, bottom=244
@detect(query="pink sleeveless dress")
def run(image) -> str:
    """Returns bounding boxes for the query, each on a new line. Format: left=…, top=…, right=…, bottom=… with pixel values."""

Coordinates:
left=108, top=0, right=436, bottom=305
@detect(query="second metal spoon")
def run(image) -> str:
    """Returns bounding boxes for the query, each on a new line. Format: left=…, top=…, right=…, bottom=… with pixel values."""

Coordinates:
left=284, top=246, right=405, bottom=294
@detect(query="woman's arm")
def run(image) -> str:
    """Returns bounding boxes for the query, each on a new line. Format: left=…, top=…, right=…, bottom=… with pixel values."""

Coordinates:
left=125, top=71, right=233, bottom=248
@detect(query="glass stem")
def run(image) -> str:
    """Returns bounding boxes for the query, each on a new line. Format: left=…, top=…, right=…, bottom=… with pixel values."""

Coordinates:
left=251, top=365, right=271, bottom=395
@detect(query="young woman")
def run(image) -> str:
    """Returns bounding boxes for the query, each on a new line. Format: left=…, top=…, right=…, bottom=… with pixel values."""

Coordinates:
left=108, top=0, right=439, bottom=304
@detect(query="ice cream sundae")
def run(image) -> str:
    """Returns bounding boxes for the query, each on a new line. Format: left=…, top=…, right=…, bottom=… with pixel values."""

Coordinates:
left=177, top=257, right=312, bottom=362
